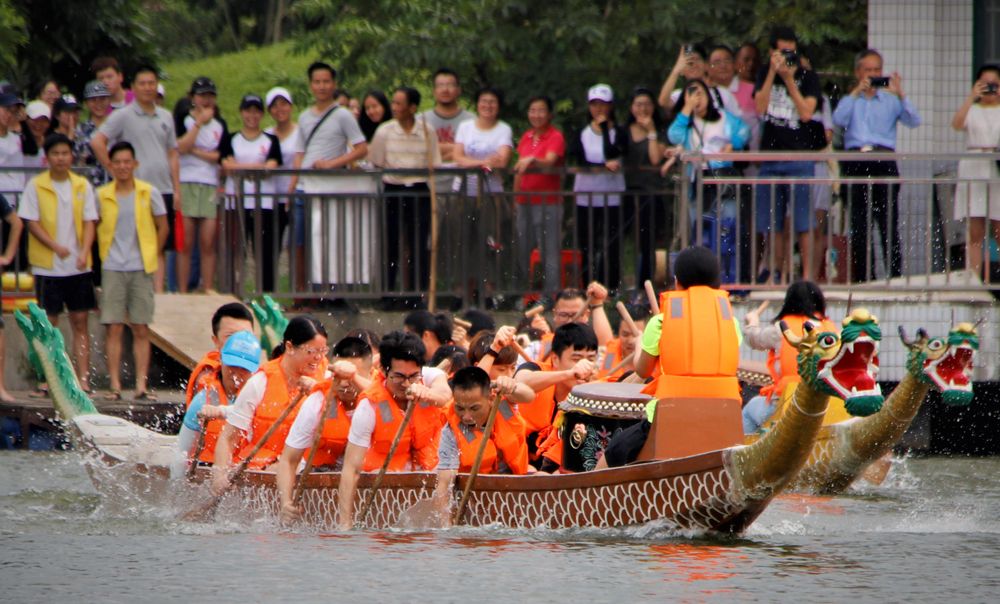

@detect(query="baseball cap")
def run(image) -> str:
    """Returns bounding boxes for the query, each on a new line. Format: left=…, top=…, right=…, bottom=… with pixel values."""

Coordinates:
left=26, top=100, right=51, bottom=120
left=265, top=86, right=293, bottom=108
left=220, top=330, right=262, bottom=373
left=0, top=93, right=23, bottom=107
left=239, top=93, right=264, bottom=111
left=587, top=83, right=614, bottom=103
left=83, top=80, right=111, bottom=99
left=53, top=94, right=80, bottom=114
left=190, top=76, right=217, bottom=95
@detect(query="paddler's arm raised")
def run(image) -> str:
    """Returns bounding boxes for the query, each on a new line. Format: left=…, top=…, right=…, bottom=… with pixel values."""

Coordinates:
left=515, top=359, right=596, bottom=391
left=585, top=282, right=614, bottom=347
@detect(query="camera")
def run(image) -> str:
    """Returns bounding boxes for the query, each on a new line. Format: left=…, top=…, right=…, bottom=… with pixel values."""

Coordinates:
left=686, top=85, right=700, bottom=95
left=683, top=44, right=694, bottom=56
left=986, top=83, right=999, bottom=94
left=780, top=49, right=798, bottom=68
left=869, top=76, right=890, bottom=88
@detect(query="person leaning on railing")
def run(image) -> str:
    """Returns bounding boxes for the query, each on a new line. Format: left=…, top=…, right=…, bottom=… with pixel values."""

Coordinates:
left=624, top=87, right=668, bottom=285
left=832, top=48, right=921, bottom=283
left=950, top=64, right=1000, bottom=282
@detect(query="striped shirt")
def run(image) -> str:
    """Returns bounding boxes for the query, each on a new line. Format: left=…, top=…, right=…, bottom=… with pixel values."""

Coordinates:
left=368, top=118, right=441, bottom=186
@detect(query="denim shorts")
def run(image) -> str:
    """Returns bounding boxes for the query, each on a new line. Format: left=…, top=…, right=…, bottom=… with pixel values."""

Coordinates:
left=755, top=161, right=814, bottom=234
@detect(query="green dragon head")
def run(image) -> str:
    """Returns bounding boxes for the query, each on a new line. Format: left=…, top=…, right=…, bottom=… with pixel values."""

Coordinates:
left=782, top=308, right=884, bottom=416
left=899, top=323, right=978, bottom=406
left=250, top=295, right=289, bottom=359
left=14, top=302, right=97, bottom=419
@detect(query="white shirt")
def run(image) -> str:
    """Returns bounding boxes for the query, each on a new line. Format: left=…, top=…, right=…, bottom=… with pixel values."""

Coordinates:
left=453, top=119, right=512, bottom=195
left=222, top=131, right=280, bottom=207
left=18, top=175, right=98, bottom=276
left=179, top=115, right=224, bottom=186
left=225, top=371, right=268, bottom=437
left=346, top=366, right=446, bottom=449
left=0, top=131, right=26, bottom=193
left=264, top=125, right=298, bottom=200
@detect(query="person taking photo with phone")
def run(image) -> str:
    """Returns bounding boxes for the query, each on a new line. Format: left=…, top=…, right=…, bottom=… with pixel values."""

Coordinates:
left=833, top=48, right=921, bottom=283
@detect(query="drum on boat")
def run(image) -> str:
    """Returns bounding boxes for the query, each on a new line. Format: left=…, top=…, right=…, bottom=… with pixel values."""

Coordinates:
left=559, top=383, right=652, bottom=472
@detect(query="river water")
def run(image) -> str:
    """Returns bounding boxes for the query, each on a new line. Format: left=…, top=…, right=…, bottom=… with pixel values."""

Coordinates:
left=1, top=452, right=998, bottom=603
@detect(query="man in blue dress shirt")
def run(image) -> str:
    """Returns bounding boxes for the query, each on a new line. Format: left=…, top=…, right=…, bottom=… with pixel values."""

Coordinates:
left=833, top=49, right=921, bottom=282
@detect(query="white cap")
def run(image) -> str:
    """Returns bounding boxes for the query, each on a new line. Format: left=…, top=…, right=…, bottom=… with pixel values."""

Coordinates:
left=26, top=100, right=51, bottom=120
left=265, top=86, right=293, bottom=108
left=587, top=83, right=614, bottom=103
left=156, top=83, right=166, bottom=98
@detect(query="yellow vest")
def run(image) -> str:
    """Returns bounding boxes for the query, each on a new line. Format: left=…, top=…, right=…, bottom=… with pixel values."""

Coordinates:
left=96, top=179, right=159, bottom=273
left=28, top=171, right=91, bottom=270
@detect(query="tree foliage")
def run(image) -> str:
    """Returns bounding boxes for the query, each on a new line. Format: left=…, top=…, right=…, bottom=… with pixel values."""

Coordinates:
left=293, top=0, right=866, bottom=129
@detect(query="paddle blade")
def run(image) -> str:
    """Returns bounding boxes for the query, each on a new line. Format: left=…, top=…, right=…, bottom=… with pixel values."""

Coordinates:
left=395, top=498, right=449, bottom=530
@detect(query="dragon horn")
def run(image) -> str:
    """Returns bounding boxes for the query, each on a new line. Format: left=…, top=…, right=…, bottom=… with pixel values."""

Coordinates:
left=780, top=320, right=803, bottom=347
left=898, top=326, right=927, bottom=348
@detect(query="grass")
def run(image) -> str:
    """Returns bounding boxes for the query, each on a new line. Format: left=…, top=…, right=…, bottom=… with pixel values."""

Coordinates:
left=160, top=41, right=314, bottom=128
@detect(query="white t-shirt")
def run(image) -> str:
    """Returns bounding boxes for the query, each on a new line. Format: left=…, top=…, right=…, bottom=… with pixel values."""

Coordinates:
left=0, top=131, right=25, bottom=194
left=225, top=371, right=268, bottom=437
left=453, top=119, right=512, bottom=195
left=179, top=115, right=224, bottom=186
left=18, top=175, right=99, bottom=276
left=264, top=125, right=298, bottom=201
left=220, top=131, right=282, bottom=207
left=346, top=366, right=446, bottom=449
left=284, top=390, right=356, bottom=450
left=572, top=126, right=625, bottom=206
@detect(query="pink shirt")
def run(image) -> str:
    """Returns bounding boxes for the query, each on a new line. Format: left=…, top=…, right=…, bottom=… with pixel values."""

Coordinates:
left=515, top=126, right=565, bottom=205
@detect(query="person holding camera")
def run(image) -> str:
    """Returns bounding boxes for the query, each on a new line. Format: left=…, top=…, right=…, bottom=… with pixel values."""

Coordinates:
left=833, top=48, right=921, bottom=282
left=753, top=26, right=823, bottom=283
left=951, top=64, right=1000, bottom=281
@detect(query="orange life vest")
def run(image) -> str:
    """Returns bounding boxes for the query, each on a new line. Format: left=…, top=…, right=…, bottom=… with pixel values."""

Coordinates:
left=185, top=351, right=222, bottom=407
left=597, top=338, right=625, bottom=380
left=517, top=381, right=557, bottom=437
left=361, top=378, right=445, bottom=472
left=654, top=286, right=740, bottom=400
left=445, top=400, right=528, bottom=475
left=760, top=315, right=837, bottom=400
left=536, top=332, right=554, bottom=362
left=236, top=358, right=327, bottom=470
left=301, top=380, right=354, bottom=468
left=534, top=414, right=564, bottom=470
left=192, top=374, right=230, bottom=464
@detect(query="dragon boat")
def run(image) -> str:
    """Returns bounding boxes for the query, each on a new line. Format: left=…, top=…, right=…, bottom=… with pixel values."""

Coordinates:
left=751, top=315, right=978, bottom=494
left=15, top=301, right=851, bottom=533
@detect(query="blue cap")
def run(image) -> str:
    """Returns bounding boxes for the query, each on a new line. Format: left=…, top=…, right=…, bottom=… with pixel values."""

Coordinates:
left=220, top=330, right=262, bottom=373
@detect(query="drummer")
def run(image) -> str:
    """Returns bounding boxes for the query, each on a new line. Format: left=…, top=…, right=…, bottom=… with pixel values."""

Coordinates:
left=515, top=322, right=598, bottom=472
left=211, top=316, right=329, bottom=495
left=275, top=336, right=374, bottom=523
left=601, top=247, right=740, bottom=468
left=429, top=366, right=529, bottom=525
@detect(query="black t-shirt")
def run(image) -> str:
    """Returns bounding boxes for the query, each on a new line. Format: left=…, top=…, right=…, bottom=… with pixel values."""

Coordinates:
left=754, top=64, right=822, bottom=151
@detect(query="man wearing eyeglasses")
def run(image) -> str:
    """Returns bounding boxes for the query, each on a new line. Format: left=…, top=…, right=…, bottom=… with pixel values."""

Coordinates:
left=337, top=330, right=452, bottom=528
left=527, top=284, right=614, bottom=362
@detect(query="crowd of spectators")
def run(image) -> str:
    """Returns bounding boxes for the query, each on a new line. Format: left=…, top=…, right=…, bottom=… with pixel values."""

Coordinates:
left=0, top=27, right=1000, bottom=396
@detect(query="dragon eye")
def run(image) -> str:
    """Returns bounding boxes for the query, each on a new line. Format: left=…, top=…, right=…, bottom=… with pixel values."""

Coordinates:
left=819, top=334, right=838, bottom=348
left=928, top=339, right=945, bottom=351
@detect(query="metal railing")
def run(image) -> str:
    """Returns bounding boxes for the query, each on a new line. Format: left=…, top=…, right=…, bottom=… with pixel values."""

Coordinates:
left=3, top=153, right=998, bottom=306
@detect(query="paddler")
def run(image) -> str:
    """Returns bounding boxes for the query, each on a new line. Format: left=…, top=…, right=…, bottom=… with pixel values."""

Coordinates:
left=601, top=246, right=741, bottom=467
left=276, top=336, right=374, bottom=523
left=597, top=303, right=651, bottom=380
left=170, top=330, right=261, bottom=478
left=185, top=302, right=256, bottom=406
left=211, top=316, right=329, bottom=495
left=430, top=366, right=529, bottom=524
left=528, top=284, right=614, bottom=362
left=466, top=327, right=535, bottom=404
left=742, top=280, right=831, bottom=434
left=337, top=331, right=452, bottom=529
left=515, top=322, right=598, bottom=472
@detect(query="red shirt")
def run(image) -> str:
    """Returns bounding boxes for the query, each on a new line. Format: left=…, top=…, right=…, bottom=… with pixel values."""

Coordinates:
left=515, top=126, right=565, bottom=205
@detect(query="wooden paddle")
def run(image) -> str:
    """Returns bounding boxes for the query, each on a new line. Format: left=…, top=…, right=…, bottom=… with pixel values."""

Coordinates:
left=615, top=301, right=640, bottom=336
left=510, top=340, right=534, bottom=364
left=453, top=317, right=472, bottom=329
left=644, top=280, right=660, bottom=315
left=186, top=388, right=222, bottom=480
left=355, top=395, right=418, bottom=527
left=290, top=391, right=335, bottom=506
left=181, top=391, right=306, bottom=522
left=524, top=304, right=546, bottom=318
left=452, top=393, right=503, bottom=525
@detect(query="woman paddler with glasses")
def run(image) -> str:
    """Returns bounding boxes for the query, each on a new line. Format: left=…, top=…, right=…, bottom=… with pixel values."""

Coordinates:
left=211, top=316, right=330, bottom=496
